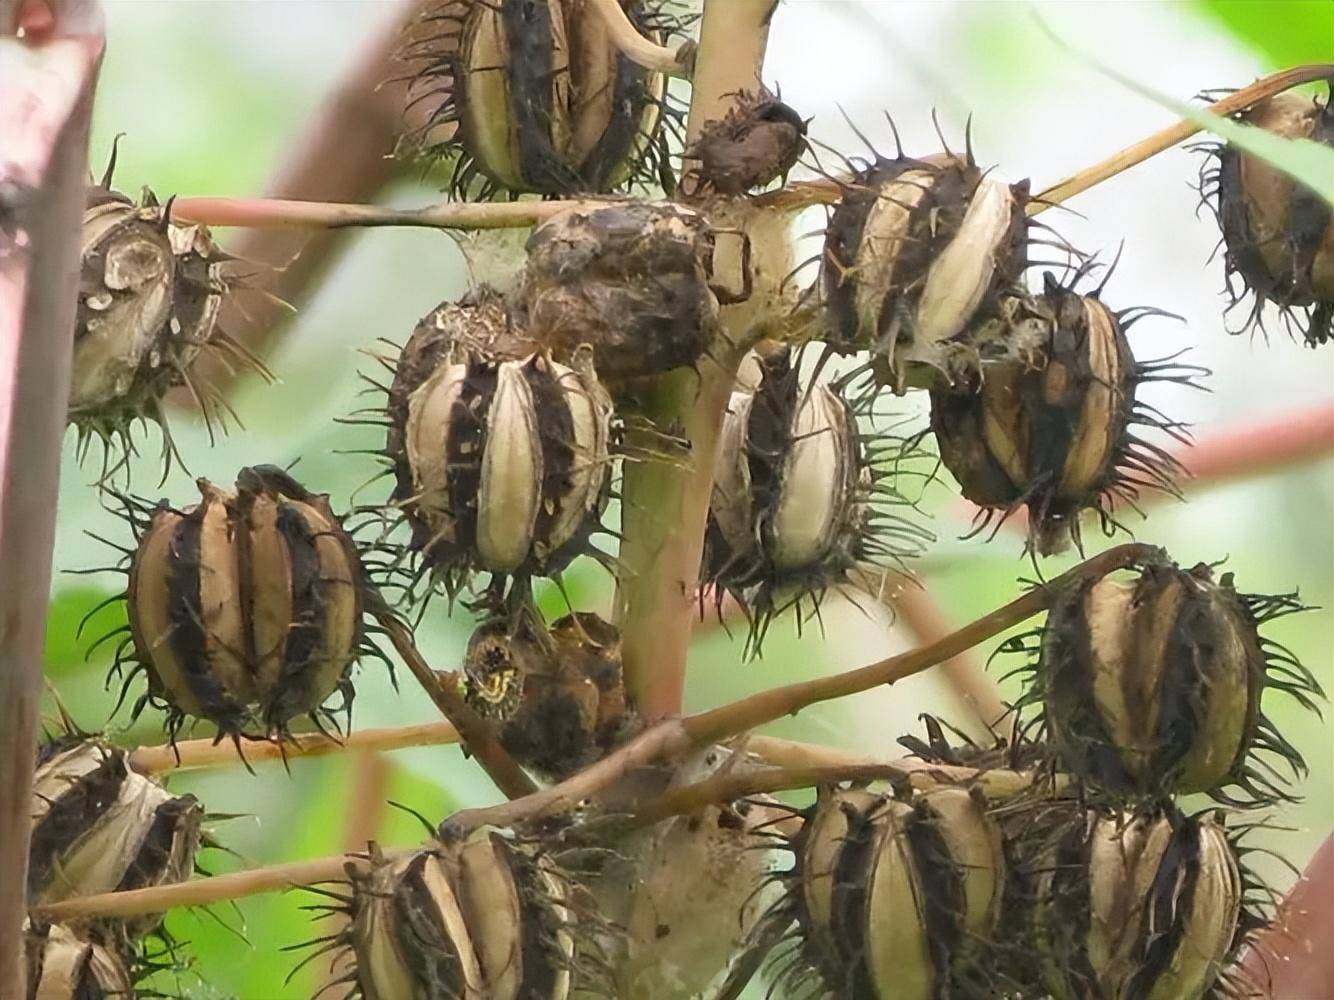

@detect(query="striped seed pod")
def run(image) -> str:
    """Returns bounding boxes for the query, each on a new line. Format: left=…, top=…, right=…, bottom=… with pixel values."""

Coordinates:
left=768, top=785, right=1006, bottom=999
left=28, top=738, right=201, bottom=937
left=23, top=921, right=135, bottom=1000
left=120, top=466, right=367, bottom=743
left=401, top=0, right=680, bottom=197
left=1027, top=808, right=1244, bottom=1000
left=819, top=132, right=1033, bottom=392
left=930, top=268, right=1201, bottom=555
left=1018, top=554, right=1322, bottom=804
left=1198, top=90, right=1334, bottom=345
left=521, top=201, right=720, bottom=379
left=462, top=611, right=634, bottom=779
left=684, top=87, right=807, bottom=197
left=703, top=348, right=931, bottom=651
left=337, top=838, right=576, bottom=1000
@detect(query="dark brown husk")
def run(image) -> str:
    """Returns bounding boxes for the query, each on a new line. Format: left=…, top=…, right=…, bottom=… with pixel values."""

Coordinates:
left=684, top=87, right=807, bottom=197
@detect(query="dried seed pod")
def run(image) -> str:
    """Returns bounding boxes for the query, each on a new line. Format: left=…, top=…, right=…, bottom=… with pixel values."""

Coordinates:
left=703, top=348, right=932, bottom=651
left=70, top=160, right=265, bottom=476
left=23, top=920, right=135, bottom=1000
left=384, top=323, right=614, bottom=593
left=1027, top=808, right=1244, bottom=1000
left=401, top=0, right=682, bottom=197
left=930, top=268, right=1203, bottom=555
left=28, top=738, right=202, bottom=936
left=1197, top=90, right=1334, bottom=345
left=336, top=837, right=576, bottom=1000
left=462, top=611, right=635, bottom=779
left=1015, top=554, right=1323, bottom=803
left=684, top=87, right=807, bottom=196
left=819, top=130, right=1034, bottom=391
left=116, top=466, right=369, bottom=744
left=521, top=201, right=720, bottom=378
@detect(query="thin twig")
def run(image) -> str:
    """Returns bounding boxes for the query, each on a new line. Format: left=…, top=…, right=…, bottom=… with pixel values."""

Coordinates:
left=171, top=195, right=604, bottom=231
left=587, top=0, right=694, bottom=77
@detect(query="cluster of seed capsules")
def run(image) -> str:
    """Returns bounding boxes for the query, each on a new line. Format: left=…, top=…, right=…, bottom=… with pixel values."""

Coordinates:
left=48, top=1, right=1333, bottom=996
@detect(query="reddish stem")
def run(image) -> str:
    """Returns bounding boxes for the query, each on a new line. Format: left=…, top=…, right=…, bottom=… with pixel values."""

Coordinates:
left=1241, top=831, right=1334, bottom=997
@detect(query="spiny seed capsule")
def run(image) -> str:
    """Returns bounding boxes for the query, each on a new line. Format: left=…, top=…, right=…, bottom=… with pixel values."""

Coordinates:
left=119, top=466, right=368, bottom=744
left=23, top=921, right=135, bottom=1000
left=770, top=785, right=1006, bottom=1000
left=930, top=268, right=1202, bottom=555
left=703, top=348, right=931, bottom=650
left=1028, top=808, right=1243, bottom=1000
left=462, top=611, right=634, bottom=780
left=337, top=838, right=576, bottom=1000
left=402, top=0, right=681, bottom=197
left=71, top=156, right=262, bottom=475
left=521, top=201, right=720, bottom=379
left=29, top=737, right=202, bottom=936
left=1198, top=90, right=1334, bottom=345
left=387, top=318, right=614, bottom=592
left=1017, top=554, right=1322, bottom=803
left=684, top=87, right=807, bottom=197
left=819, top=130, right=1032, bottom=391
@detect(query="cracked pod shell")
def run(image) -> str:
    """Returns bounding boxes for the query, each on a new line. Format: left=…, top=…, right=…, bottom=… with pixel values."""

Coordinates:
left=28, top=738, right=202, bottom=939
left=402, top=0, right=678, bottom=197
left=521, top=201, right=720, bottom=379
left=122, top=467, right=366, bottom=743
left=23, top=921, right=135, bottom=1000
left=685, top=88, right=807, bottom=196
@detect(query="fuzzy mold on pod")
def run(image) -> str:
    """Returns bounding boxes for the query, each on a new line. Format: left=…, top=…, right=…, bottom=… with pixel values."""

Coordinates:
left=399, top=0, right=685, bottom=198
left=1195, top=89, right=1334, bottom=346
left=104, top=466, right=376, bottom=747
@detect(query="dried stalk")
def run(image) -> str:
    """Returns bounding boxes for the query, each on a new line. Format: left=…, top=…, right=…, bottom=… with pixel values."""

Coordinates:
left=588, top=0, right=694, bottom=77
left=171, top=195, right=602, bottom=231
left=0, top=6, right=103, bottom=993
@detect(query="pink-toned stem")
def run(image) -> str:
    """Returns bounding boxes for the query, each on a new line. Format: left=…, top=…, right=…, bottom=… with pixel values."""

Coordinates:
left=0, top=4, right=103, bottom=994
left=1240, top=831, right=1334, bottom=997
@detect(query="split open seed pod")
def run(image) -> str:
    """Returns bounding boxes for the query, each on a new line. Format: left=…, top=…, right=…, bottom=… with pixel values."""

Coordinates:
left=1197, top=89, right=1334, bottom=345
left=29, top=737, right=202, bottom=938
left=1018, top=553, right=1323, bottom=803
left=462, top=610, right=635, bottom=780
left=703, top=348, right=932, bottom=651
left=684, top=87, right=807, bottom=197
left=335, top=837, right=576, bottom=1000
left=521, top=201, right=721, bottom=379
left=1027, top=807, right=1244, bottom=1000
left=930, top=268, right=1203, bottom=555
left=384, top=312, right=614, bottom=592
left=401, top=0, right=681, bottom=197
left=819, top=134, right=1034, bottom=392
left=71, top=166, right=263, bottom=476
left=116, top=466, right=369, bottom=744
left=23, top=920, right=135, bottom=1000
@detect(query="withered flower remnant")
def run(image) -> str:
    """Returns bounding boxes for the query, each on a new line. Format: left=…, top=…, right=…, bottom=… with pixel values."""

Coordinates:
left=685, top=87, right=808, bottom=197
left=930, top=269, right=1201, bottom=555
left=117, top=466, right=369, bottom=744
left=521, top=201, right=721, bottom=379
left=1019, top=554, right=1322, bottom=804
left=23, top=921, right=135, bottom=1000
left=1198, top=90, right=1334, bottom=346
left=401, top=0, right=681, bottom=198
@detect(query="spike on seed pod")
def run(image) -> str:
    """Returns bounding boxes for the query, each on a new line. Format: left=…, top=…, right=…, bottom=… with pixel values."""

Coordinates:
left=702, top=347, right=933, bottom=652
left=1014, top=553, right=1323, bottom=804
left=684, top=86, right=808, bottom=197
left=380, top=302, right=615, bottom=596
left=400, top=0, right=684, bottom=198
left=520, top=201, right=721, bottom=380
left=23, top=920, right=136, bottom=1000
left=1196, top=89, right=1334, bottom=346
left=817, top=126, right=1036, bottom=392
left=70, top=153, right=269, bottom=479
left=114, top=466, right=373, bottom=745
left=930, top=266, right=1204, bottom=555
left=462, top=611, right=636, bottom=780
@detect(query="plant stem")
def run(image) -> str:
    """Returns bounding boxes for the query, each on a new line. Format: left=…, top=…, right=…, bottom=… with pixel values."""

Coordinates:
left=587, top=0, right=694, bottom=77
left=128, top=720, right=459, bottom=776
left=0, top=8, right=103, bottom=994
left=375, top=610, right=536, bottom=800
left=171, top=196, right=601, bottom=231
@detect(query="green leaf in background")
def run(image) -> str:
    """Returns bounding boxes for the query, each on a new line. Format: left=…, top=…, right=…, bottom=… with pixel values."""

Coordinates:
left=1193, top=0, right=1334, bottom=70
left=44, top=584, right=125, bottom=675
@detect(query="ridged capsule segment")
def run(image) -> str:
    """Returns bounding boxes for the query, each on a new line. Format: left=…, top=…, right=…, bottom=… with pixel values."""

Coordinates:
left=22, top=921, right=135, bottom=1000
left=122, top=468, right=366, bottom=743
left=402, top=0, right=678, bottom=197
left=1200, top=91, right=1334, bottom=345
left=28, top=739, right=202, bottom=937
